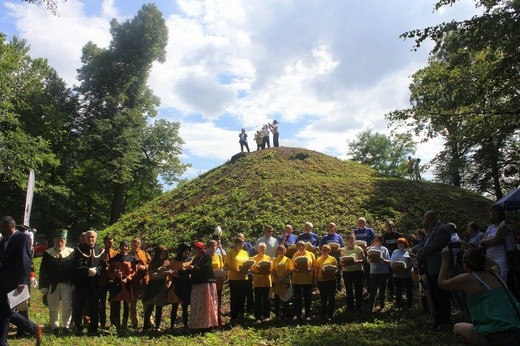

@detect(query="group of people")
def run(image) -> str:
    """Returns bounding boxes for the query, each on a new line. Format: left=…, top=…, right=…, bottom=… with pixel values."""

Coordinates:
left=407, top=156, right=421, bottom=181
left=239, top=120, right=279, bottom=153
left=2, top=206, right=520, bottom=345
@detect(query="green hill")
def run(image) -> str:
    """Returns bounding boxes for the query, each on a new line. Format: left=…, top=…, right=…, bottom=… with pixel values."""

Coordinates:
left=103, top=147, right=492, bottom=249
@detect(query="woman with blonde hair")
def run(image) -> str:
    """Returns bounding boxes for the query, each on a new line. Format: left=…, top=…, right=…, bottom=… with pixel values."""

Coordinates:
left=251, top=243, right=272, bottom=321
left=224, top=236, right=251, bottom=323
left=272, top=245, right=294, bottom=320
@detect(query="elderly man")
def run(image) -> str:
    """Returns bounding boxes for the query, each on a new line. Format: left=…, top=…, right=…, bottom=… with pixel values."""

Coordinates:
left=278, top=224, right=297, bottom=248
left=0, top=216, right=43, bottom=346
left=296, top=222, right=320, bottom=248
left=39, top=229, right=75, bottom=335
left=255, top=225, right=279, bottom=258
left=416, top=210, right=451, bottom=331
left=72, top=229, right=105, bottom=336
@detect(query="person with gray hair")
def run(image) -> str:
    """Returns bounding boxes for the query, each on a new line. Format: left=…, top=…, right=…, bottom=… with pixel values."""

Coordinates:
left=296, top=222, right=319, bottom=248
left=72, top=229, right=105, bottom=336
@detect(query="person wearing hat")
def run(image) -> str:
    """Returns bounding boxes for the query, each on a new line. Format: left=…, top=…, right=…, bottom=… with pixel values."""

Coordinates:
left=268, top=120, right=280, bottom=147
left=39, top=228, right=75, bottom=335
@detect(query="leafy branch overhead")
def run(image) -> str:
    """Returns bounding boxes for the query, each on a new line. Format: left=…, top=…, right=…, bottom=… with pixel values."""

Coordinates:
left=388, top=0, right=520, bottom=198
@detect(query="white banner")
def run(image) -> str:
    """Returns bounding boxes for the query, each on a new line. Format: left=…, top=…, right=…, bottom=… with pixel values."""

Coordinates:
left=23, top=169, right=35, bottom=226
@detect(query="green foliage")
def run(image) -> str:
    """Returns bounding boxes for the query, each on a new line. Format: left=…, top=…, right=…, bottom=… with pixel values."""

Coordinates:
left=347, top=130, right=416, bottom=177
left=388, top=0, right=520, bottom=198
left=75, top=4, right=187, bottom=224
left=102, top=148, right=491, bottom=251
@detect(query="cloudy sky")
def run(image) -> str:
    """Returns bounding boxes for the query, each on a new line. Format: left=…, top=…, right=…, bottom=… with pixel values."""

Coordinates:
left=1, top=0, right=482, bottom=187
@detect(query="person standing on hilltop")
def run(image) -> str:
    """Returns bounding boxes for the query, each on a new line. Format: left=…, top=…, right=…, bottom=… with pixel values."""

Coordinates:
left=414, top=158, right=421, bottom=181
left=407, top=156, right=414, bottom=180
left=254, top=130, right=263, bottom=151
left=261, top=125, right=270, bottom=149
left=239, top=128, right=250, bottom=153
left=268, top=120, right=279, bottom=147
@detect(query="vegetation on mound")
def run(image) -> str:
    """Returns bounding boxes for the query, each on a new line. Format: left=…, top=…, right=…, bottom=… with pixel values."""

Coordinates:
left=103, top=147, right=491, bottom=250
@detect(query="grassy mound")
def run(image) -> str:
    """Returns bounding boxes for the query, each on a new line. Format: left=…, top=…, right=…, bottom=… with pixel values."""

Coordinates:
left=103, top=147, right=491, bottom=249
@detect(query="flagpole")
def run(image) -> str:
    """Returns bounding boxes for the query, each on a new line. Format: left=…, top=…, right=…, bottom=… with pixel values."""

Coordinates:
left=23, top=169, right=35, bottom=226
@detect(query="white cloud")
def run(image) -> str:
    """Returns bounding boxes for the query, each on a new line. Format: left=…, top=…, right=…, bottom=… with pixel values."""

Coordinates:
left=1, top=0, right=482, bottom=183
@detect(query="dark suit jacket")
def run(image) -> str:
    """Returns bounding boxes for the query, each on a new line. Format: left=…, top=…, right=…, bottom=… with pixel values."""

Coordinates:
left=0, top=230, right=32, bottom=292
left=418, top=221, right=451, bottom=276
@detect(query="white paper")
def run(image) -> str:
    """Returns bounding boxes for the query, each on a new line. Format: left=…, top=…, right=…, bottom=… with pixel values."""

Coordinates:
left=7, top=285, right=30, bottom=309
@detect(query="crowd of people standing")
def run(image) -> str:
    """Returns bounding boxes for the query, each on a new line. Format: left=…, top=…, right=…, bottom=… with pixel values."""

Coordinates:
left=1, top=206, right=520, bottom=345
left=239, top=120, right=279, bottom=153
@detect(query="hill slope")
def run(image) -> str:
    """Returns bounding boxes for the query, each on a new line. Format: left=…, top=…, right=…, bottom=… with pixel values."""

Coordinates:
left=103, top=147, right=492, bottom=248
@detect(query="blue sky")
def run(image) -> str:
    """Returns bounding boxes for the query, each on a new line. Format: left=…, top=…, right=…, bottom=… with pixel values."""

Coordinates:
left=1, top=0, right=482, bottom=188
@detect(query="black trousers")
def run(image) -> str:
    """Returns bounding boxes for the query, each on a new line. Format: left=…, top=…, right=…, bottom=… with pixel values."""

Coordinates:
left=73, top=285, right=100, bottom=332
left=318, top=280, right=336, bottom=318
left=229, top=280, right=247, bottom=319
left=368, top=273, right=388, bottom=310
left=254, top=287, right=270, bottom=320
left=293, top=284, right=312, bottom=318
left=343, top=270, right=363, bottom=311
left=394, top=277, right=413, bottom=308
left=426, top=274, right=451, bottom=325
left=109, top=300, right=129, bottom=330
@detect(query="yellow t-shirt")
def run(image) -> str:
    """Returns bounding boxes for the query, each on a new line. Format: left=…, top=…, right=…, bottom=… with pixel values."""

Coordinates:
left=224, top=248, right=250, bottom=280
left=251, top=254, right=272, bottom=288
left=315, top=255, right=339, bottom=281
left=272, top=255, right=294, bottom=284
left=292, top=250, right=316, bottom=285
left=340, top=246, right=364, bottom=272
left=211, top=253, right=224, bottom=271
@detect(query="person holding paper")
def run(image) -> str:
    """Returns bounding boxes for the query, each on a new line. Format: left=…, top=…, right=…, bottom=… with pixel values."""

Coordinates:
left=0, top=216, right=43, bottom=346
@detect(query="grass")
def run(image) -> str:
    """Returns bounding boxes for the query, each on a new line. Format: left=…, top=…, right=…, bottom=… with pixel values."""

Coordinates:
left=9, top=258, right=466, bottom=346
left=101, top=147, right=491, bottom=251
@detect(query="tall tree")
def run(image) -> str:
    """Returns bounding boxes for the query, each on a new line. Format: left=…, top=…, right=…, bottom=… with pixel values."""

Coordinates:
left=387, top=0, right=520, bottom=198
left=76, top=4, right=188, bottom=224
left=347, top=130, right=416, bottom=177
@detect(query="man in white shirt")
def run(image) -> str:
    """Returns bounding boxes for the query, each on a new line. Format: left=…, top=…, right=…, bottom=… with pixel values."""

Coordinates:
left=255, top=225, right=279, bottom=258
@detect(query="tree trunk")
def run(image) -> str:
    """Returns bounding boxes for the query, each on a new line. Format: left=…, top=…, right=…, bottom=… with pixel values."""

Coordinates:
left=109, top=183, right=125, bottom=225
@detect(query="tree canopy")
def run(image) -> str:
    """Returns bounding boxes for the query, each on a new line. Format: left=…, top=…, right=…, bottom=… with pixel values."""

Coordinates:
left=347, top=130, right=416, bottom=177
left=0, top=4, right=188, bottom=233
left=387, top=0, right=520, bottom=199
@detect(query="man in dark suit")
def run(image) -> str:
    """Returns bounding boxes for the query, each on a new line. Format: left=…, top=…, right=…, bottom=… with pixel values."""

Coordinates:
left=417, top=210, right=452, bottom=331
left=0, top=216, right=42, bottom=346
left=72, top=229, right=105, bottom=336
